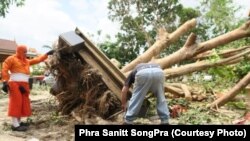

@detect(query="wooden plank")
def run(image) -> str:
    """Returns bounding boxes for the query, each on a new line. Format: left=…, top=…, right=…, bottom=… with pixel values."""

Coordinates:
left=72, top=28, right=127, bottom=100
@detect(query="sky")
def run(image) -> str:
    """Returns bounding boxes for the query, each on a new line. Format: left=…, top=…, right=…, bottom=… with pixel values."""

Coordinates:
left=0, top=0, right=249, bottom=53
left=0, top=0, right=120, bottom=53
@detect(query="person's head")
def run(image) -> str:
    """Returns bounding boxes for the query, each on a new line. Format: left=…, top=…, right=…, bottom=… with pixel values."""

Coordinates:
left=16, top=44, right=28, bottom=61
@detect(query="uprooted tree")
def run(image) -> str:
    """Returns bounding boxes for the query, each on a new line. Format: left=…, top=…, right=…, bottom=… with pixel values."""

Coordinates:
left=46, top=0, right=250, bottom=122
left=47, top=17, right=250, bottom=123
left=48, top=35, right=123, bottom=123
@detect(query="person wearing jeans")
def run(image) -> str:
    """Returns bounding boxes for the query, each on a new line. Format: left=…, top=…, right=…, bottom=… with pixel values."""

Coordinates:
left=121, top=63, right=170, bottom=124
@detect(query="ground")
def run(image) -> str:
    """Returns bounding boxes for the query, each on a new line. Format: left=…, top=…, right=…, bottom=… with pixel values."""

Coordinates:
left=0, top=84, right=249, bottom=141
left=0, top=85, right=76, bottom=141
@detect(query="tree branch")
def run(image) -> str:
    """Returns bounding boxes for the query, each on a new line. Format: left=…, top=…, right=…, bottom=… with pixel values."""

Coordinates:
left=121, top=19, right=196, bottom=73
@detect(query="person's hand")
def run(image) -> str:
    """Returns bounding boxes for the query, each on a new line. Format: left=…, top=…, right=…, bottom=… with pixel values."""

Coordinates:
left=2, top=81, right=9, bottom=93
left=121, top=103, right=127, bottom=112
left=46, top=49, right=55, bottom=55
left=19, top=86, right=27, bottom=94
left=121, top=86, right=129, bottom=112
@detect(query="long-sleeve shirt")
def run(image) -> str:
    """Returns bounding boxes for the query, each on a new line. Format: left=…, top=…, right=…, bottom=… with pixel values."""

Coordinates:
left=2, top=54, right=48, bottom=81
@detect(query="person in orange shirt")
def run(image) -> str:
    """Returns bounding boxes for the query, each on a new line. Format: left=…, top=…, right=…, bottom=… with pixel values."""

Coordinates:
left=1, top=45, right=54, bottom=131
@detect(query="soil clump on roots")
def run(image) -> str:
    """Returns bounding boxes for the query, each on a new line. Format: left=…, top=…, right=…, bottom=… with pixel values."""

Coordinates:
left=48, top=44, right=122, bottom=123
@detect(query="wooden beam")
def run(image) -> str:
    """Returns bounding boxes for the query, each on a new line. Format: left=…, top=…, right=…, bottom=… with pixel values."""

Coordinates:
left=73, top=28, right=127, bottom=100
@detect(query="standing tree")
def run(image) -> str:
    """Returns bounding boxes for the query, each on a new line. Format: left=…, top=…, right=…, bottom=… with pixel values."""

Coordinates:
left=198, top=0, right=240, bottom=38
left=105, top=0, right=200, bottom=65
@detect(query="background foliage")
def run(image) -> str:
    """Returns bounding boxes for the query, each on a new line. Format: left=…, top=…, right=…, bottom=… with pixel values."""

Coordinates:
left=0, top=0, right=25, bottom=17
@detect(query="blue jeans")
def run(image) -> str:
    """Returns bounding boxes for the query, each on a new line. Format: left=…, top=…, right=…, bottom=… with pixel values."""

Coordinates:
left=124, top=68, right=170, bottom=123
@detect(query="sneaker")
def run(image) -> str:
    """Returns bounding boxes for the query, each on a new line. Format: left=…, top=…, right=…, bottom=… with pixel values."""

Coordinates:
left=20, top=122, right=30, bottom=126
left=11, top=125, right=28, bottom=131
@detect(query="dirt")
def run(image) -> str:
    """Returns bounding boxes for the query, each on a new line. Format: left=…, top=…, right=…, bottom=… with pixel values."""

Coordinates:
left=0, top=84, right=249, bottom=141
left=0, top=85, right=77, bottom=141
left=0, top=85, right=161, bottom=141
left=0, top=84, right=128, bottom=141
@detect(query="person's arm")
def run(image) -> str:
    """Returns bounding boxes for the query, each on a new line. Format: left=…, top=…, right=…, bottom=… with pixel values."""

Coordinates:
left=29, top=50, right=55, bottom=65
left=1, top=57, right=12, bottom=93
left=1, top=56, right=12, bottom=81
left=29, top=54, right=48, bottom=65
left=121, top=86, right=129, bottom=112
left=121, top=69, right=136, bottom=111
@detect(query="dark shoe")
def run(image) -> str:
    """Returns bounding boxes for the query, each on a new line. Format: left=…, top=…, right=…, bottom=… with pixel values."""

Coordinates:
left=160, top=120, right=170, bottom=125
left=122, top=120, right=134, bottom=125
left=20, top=122, right=30, bottom=126
left=160, top=123, right=170, bottom=125
left=11, top=125, right=28, bottom=131
left=122, top=122, right=133, bottom=125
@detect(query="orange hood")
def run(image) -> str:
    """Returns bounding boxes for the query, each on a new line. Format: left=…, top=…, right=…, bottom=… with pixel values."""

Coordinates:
left=15, top=45, right=28, bottom=63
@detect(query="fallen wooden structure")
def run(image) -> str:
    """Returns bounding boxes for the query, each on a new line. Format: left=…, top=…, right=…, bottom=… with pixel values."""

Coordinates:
left=58, top=28, right=127, bottom=100
left=49, top=28, right=130, bottom=120
left=75, top=28, right=127, bottom=100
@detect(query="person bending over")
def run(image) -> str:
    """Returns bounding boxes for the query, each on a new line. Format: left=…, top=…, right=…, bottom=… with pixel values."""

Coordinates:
left=121, top=63, right=170, bottom=125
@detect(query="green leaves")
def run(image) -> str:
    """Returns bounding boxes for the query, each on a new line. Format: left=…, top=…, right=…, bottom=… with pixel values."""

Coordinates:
left=105, top=0, right=201, bottom=63
left=0, top=0, right=25, bottom=17
left=199, top=0, right=241, bottom=38
left=101, top=0, right=246, bottom=67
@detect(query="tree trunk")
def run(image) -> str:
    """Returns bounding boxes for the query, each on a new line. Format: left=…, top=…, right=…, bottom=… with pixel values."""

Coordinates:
left=121, top=19, right=196, bottom=73
left=193, top=46, right=250, bottom=60
left=209, top=72, right=250, bottom=108
left=164, top=49, right=250, bottom=78
left=181, top=84, right=192, bottom=100
left=155, top=21, right=250, bottom=69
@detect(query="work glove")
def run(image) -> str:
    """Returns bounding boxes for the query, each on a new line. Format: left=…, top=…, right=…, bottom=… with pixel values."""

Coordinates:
left=2, top=81, right=9, bottom=93
left=19, top=86, right=27, bottom=94
left=46, top=49, right=55, bottom=55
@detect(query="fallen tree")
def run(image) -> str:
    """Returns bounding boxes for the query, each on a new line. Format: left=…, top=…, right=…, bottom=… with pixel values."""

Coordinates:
left=164, top=47, right=250, bottom=78
left=209, top=72, right=250, bottom=108
left=193, top=46, right=250, bottom=61
left=154, top=21, right=250, bottom=69
left=47, top=18, right=250, bottom=123
left=123, top=20, right=250, bottom=106
left=49, top=32, right=122, bottom=120
left=121, top=19, right=197, bottom=73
